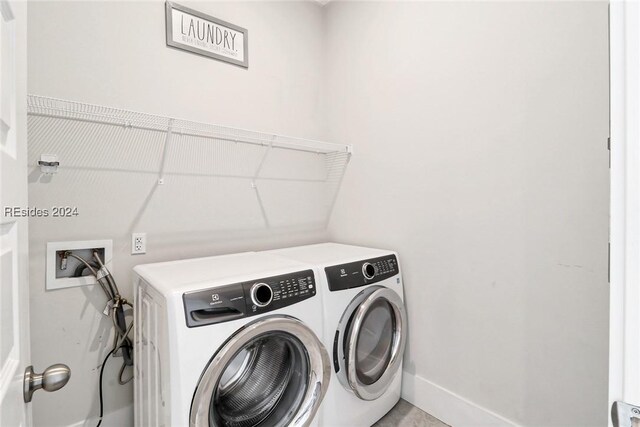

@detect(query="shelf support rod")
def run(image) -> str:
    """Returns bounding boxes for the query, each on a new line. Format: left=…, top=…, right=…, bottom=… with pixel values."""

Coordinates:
left=157, top=118, right=174, bottom=185
left=251, top=136, right=275, bottom=228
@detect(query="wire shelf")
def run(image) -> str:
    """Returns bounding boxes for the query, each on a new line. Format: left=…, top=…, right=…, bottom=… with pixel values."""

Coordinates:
left=27, top=95, right=351, bottom=155
left=27, top=95, right=351, bottom=233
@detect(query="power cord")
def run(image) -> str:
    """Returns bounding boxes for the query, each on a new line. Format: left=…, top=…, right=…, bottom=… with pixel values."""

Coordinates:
left=96, top=348, right=115, bottom=427
left=60, top=250, right=133, bottom=427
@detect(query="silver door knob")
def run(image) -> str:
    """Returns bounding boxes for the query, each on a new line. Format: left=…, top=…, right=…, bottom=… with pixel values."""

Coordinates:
left=23, top=364, right=71, bottom=403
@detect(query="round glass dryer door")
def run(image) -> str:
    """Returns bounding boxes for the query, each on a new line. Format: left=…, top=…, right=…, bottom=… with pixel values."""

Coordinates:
left=354, top=298, right=395, bottom=385
left=337, top=286, right=407, bottom=401
left=190, top=316, right=330, bottom=427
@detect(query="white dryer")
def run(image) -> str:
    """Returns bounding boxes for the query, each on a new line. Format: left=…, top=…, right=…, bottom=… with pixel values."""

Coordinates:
left=133, top=251, right=331, bottom=427
left=266, top=243, right=407, bottom=427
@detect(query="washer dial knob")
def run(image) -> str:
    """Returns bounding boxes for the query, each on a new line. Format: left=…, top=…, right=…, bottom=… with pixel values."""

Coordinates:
left=251, top=283, right=273, bottom=307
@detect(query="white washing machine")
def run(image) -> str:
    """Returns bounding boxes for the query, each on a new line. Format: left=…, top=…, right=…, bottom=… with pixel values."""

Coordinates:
left=133, top=251, right=331, bottom=427
left=266, top=243, right=407, bottom=427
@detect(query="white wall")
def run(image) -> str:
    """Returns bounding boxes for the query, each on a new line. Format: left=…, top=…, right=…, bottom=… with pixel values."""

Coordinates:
left=324, top=2, right=609, bottom=426
left=27, top=2, right=326, bottom=426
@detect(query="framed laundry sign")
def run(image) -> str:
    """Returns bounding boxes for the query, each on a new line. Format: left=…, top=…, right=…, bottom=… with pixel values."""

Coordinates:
left=165, top=2, right=248, bottom=68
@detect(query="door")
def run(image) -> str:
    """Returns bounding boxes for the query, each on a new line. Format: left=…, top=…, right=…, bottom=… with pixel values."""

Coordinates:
left=609, top=1, right=640, bottom=426
left=334, top=286, right=407, bottom=401
left=189, top=315, right=330, bottom=427
left=0, top=0, right=29, bottom=426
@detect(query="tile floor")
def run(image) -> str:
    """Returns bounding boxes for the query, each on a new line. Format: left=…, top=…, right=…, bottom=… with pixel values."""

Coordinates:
left=373, top=399, right=450, bottom=427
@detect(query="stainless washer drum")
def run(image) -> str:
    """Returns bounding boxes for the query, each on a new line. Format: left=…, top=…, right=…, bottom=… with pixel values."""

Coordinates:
left=214, top=335, right=302, bottom=427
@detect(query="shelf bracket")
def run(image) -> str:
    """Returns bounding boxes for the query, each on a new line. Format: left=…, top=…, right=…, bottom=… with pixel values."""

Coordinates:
left=38, top=154, right=59, bottom=175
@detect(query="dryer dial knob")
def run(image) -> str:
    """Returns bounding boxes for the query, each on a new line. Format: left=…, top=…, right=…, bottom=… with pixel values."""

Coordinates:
left=362, top=262, right=377, bottom=280
left=251, top=283, right=273, bottom=307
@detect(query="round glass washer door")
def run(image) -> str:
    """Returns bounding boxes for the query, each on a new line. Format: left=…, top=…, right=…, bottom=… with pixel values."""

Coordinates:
left=190, top=316, right=330, bottom=427
left=340, top=286, right=407, bottom=401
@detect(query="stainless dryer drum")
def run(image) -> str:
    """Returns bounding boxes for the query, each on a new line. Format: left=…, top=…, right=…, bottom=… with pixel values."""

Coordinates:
left=190, top=316, right=331, bottom=427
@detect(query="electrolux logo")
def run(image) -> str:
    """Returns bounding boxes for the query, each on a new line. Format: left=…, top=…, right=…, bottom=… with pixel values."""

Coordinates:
left=209, top=293, right=223, bottom=305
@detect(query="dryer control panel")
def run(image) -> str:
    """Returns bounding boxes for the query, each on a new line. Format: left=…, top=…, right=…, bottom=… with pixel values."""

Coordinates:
left=325, top=254, right=399, bottom=292
left=182, top=269, right=316, bottom=328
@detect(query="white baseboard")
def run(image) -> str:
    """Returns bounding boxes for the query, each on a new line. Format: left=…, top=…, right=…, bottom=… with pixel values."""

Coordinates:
left=401, top=371, right=521, bottom=427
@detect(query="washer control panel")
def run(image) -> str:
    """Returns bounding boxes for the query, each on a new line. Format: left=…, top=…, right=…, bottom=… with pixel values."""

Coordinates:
left=268, top=273, right=315, bottom=305
left=183, top=269, right=316, bottom=328
left=325, top=254, right=399, bottom=292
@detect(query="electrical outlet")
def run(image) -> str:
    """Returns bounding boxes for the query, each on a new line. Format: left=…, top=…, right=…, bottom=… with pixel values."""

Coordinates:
left=132, top=233, right=146, bottom=255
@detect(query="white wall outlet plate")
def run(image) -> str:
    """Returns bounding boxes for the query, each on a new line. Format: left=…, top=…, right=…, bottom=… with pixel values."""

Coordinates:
left=131, top=232, right=146, bottom=255
left=46, top=239, right=113, bottom=291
